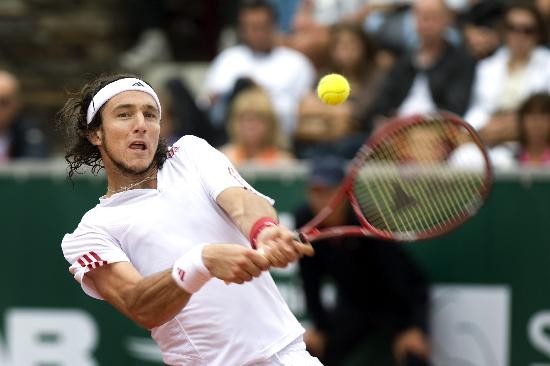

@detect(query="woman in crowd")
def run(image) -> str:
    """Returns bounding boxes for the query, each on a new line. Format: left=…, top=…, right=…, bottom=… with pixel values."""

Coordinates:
left=220, top=86, right=294, bottom=166
left=464, top=3, right=550, bottom=147
left=517, top=93, right=550, bottom=167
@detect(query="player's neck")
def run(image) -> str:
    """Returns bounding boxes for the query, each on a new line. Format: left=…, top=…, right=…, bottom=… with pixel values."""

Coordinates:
left=104, top=166, right=158, bottom=197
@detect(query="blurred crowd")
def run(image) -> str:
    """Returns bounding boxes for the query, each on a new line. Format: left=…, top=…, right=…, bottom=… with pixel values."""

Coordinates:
left=2, top=0, right=550, bottom=169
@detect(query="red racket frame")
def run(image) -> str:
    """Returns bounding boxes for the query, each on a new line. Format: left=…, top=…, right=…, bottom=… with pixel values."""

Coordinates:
left=298, top=112, right=493, bottom=243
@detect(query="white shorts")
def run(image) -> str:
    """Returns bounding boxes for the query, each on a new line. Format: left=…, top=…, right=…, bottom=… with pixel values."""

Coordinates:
left=247, top=338, right=324, bottom=366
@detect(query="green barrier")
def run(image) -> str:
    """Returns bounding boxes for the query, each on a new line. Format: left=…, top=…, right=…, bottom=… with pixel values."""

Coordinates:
left=1, top=162, right=550, bottom=365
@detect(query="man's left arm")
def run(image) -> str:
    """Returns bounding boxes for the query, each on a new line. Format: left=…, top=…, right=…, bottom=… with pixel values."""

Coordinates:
left=217, top=187, right=314, bottom=267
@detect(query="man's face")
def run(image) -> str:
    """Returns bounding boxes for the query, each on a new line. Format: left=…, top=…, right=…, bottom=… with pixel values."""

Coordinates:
left=92, top=91, right=161, bottom=175
left=414, top=0, right=451, bottom=46
left=0, top=75, right=19, bottom=133
left=238, top=8, right=275, bottom=53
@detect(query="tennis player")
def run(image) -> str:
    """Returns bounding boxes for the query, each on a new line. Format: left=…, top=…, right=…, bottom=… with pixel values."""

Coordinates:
left=58, top=74, right=320, bottom=366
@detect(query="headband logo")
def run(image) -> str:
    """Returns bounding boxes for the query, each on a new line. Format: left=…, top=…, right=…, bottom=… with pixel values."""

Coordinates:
left=132, top=82, right=144, bottom=87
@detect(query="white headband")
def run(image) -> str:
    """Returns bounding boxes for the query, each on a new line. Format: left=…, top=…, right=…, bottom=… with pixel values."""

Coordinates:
left=86, top=78, right=161, bottom=124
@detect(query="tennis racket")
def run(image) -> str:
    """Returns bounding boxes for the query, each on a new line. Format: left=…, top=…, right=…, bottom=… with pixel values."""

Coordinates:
left=297, top=111, right=492, bottom=243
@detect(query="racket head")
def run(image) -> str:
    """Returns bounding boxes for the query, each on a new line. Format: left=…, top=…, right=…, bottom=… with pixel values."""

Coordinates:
left=345, top=111, right=492, bottom=241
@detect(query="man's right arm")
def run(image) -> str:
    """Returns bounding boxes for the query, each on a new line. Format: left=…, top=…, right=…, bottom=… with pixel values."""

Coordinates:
left=85, top=243, right=271, bottom=330
left=85, top=262, right=190, bottom=330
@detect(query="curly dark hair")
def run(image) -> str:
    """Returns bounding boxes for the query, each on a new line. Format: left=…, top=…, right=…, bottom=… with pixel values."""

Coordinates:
left=57, top=73, right=168, bottom=179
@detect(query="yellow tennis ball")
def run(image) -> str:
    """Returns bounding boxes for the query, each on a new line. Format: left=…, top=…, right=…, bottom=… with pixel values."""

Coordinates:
left=317, top=73, right=351, bottom=105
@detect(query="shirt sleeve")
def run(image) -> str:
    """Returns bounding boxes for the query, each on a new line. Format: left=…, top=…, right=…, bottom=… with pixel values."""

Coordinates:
left=176, top=136, right=275, bottom=205
left=61, top=224, right=130, bottom=300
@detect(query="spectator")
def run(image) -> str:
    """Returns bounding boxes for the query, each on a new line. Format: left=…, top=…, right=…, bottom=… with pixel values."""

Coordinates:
left=461, top=0, right=504, bottom=61
left=0, top=71, right=46, bottom=162
left=220, top=86, right=294, bottom=166
left=295, top=156, right=430, bottom=366
left=464, top=3, right=550, bottom=149
left=516, top=92, right=550, bottom=167
left=204, top=0, right=315, bottom=136
left=363, top=0, right=475, bottom=132
left=295, top=24, right=385, bottom=159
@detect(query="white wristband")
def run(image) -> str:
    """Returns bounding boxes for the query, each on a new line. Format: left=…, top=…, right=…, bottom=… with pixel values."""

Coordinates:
left=172, top=243, right=212, bottom=293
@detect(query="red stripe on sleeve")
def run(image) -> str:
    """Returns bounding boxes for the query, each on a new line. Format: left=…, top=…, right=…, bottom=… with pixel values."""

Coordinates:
left=78, top=258, right=86, bottom=267
left=90, top=251, right=102, bottom=261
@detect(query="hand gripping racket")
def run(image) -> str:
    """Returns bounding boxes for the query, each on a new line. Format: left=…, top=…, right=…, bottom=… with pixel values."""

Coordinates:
left=297, top=111, right=493, bottom=243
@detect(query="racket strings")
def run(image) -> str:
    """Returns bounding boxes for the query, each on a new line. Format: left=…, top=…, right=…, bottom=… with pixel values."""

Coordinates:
left=352, top=117, right=489, bottom=237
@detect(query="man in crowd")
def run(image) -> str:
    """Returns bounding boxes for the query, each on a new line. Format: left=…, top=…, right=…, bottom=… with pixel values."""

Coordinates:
left=204, top=0, right=315, bottom=136
left=363, top=0, right=475, bottom=132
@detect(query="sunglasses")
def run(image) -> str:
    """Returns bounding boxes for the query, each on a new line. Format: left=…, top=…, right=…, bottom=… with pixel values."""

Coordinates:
left=506, top=23, right=537, bottom=35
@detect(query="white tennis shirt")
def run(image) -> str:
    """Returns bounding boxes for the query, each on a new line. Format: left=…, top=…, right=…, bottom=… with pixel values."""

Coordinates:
left=61, top=136, right=304, bottom=366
